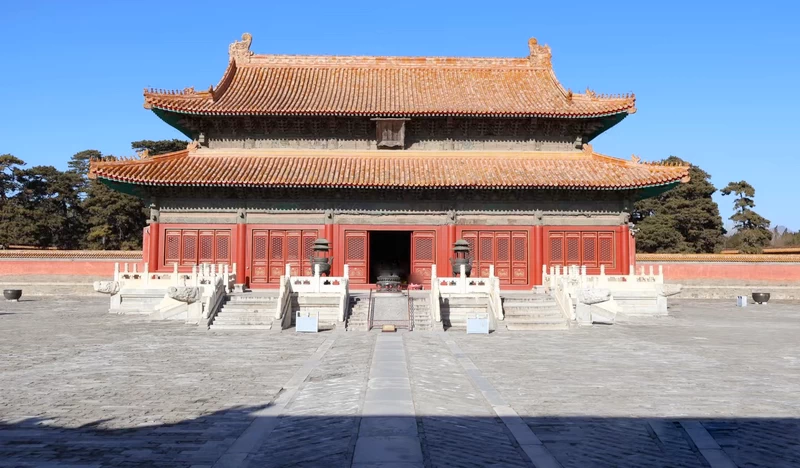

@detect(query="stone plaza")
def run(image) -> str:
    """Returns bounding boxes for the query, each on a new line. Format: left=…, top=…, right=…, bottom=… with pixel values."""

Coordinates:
left=1, top=297, right=799, bottom=467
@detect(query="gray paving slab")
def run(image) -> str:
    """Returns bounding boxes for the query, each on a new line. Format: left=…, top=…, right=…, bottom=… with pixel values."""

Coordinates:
left=2, top=297, right=800, bottom=466
left=353, top=436, right=424, bottom=463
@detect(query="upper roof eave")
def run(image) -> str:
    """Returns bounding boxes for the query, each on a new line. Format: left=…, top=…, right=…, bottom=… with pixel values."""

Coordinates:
left=141, top=34, right=637, bottom=119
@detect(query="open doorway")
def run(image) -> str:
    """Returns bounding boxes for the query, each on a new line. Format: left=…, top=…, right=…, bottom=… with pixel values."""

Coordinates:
left=369, top=231, right=411, bottom=284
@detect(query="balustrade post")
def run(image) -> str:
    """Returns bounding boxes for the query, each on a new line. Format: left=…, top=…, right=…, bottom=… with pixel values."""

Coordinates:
left=173, top=263, right=179, bottom=285
left=285, top=263, right=291, bottom=279
left=344, top=264, right=350, bottom=279
left=114, top=263, right=119, bottom=281
left=459, top=264, right=467, bottom=293
left=144, top=263, right=149, bottom=286
left=124, top=263, right=129, bottom=274
left=192, top=265, right=198, bottom=287
left=629, top=265, right=635, bottom=276
left=640, top=265, right=645, bottom=276
left=489, top=264, right=495, bottom=278
left=314, top=264, right=321, bottom=293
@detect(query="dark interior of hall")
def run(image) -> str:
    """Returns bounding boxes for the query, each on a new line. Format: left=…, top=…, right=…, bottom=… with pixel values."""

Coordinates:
left=368, top=231, right=411, bottom=283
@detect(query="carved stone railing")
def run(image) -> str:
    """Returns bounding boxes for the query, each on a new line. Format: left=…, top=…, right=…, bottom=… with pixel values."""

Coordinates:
left=542, top=264, right=677, bottom=322
left=431, top=264, right=503, bottom=326
left=277, top=263, right=350, bottom=324
left=430, top=265, right=442, bottom=323
left=109, top=262, right=236, bottom=292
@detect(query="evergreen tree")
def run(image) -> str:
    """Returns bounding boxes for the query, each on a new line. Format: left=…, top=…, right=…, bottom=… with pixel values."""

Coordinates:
left=69, top=149, right=147, bottom=250
left=0, top=154, right=28, bottom=247
left=632, top=157, right=725, bottom=253
left=721, top=181, right=772, bottom=253
left=13, top=165, right=85, bottom=249
left=131, top=139, right=188, bottom=156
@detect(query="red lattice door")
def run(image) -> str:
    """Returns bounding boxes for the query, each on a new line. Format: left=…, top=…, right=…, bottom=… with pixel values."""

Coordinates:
left=493, top=232, right=511, bottom=283
left=344, top=231, right=368, bottom=284
left=547, top=230, right=615, bottom=273
left=164, top=230, right=181, bottom=266
left=410, top=231, right=436, bottom=285
left=251, top=230, right=270, bottom=283
left=285, top=230, right=319, bottom=276
left=511, top=232, right=528, bottom=285
left=461, top=230, right=528, bottom=285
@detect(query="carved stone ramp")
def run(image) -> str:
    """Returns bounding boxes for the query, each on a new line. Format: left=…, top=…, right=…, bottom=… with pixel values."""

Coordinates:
left=371, top=292, right=410, bottom=330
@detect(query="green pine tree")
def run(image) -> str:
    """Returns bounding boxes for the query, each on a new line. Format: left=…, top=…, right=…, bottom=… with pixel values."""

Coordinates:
left=721, top=181, right=771, bottom=253
left=633, top=157, right=725, bottom=253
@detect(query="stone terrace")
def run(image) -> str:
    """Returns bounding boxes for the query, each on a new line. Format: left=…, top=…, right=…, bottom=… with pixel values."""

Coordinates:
left=1, top=297, right=799, bottom=467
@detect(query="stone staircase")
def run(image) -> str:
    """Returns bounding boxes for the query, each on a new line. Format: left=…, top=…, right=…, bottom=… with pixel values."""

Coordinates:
left=501, top=293, right=568, bottom=331
left=409, top=294, right=433, bottom=331
left=209, top=293, right=277, bottom=330
left=346, top=293, right=371, bottom=331
left=440, top=294, right=489, bottom=332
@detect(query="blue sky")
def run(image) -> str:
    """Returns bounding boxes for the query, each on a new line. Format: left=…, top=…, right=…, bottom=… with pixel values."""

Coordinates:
left=2, top=0, right=798, bottom=229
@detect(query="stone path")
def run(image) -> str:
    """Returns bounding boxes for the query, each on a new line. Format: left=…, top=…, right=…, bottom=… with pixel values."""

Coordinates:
left=2, top=298, right=800, bottom=466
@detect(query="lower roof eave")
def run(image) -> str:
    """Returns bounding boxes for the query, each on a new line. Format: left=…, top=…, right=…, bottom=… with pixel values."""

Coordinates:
left=98, top=177, right=681, bottom=195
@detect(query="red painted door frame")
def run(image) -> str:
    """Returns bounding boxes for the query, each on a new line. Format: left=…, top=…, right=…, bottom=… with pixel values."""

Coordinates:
left=334, top=225, right=449, bottom=288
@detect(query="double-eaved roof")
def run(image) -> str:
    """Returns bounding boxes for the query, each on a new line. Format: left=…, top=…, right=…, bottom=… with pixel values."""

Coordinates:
left=143, top=34, right=636, bottom=119
left=90, top=145, right=689, bottom=192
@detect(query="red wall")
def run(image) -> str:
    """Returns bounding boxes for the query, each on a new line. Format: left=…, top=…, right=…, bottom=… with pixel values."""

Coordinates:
left=639, top=262, right=800, bottom=283
left=0, top=260, right=140, bottom=277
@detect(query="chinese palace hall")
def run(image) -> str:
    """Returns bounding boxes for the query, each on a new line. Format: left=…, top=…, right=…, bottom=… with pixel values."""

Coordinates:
left=90, top=34, right=689, bottom=290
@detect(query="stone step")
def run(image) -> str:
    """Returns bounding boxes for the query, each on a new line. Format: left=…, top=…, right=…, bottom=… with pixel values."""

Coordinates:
left=504, top=310, right=562, bottom=319
left=506, top=321, right=568, bottom=331
left=215, top=313, right=273, bottom=320
left=505, top=316, right=566, bottom=324
left=504, top=302, right=558, bottom=310
left=210, top=324, right=273, bottom=330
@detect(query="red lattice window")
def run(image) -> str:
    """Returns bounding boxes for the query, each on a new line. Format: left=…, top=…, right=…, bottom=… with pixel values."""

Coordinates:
left=583, top=235, right=597, bottom=265
left=165, top=233, right=180, bottom=264
left=566, top=236, right=580, bottom=263
left=199, top=234, right=214, bottom=262
left=513, top=237, right=526, bottom=262
left=550, top=236, right=563, bottom=262
left=414, top=237, right=434, bottom=261
left=287, top=235, right=300, bottom=261
left=347, top=237, right=365, bottom=260
left=216, top=235, right=230, bottom=260
left=303, top=236, right=315, bottom=259
left=599, top=235, right=614, bottom=264
left=479, top=237, right=493, bottom=261
left=182, top=234, right=197, bottom=266
left=253, top=236, right=267, bottom=260
left=270, top=236, right=283, bottom=260
left=497, top=237, right=510, bottom=262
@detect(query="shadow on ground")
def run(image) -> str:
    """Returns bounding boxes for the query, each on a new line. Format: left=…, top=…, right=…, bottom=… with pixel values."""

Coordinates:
left=1, top=408, right=798, bottom=467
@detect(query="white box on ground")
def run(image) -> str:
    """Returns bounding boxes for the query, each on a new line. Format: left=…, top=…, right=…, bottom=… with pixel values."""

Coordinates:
left=467, top=314, right=490, bottom=334
left=736, top=296, right=748, bottom=307
left=296, top=311, right=319, bottom=333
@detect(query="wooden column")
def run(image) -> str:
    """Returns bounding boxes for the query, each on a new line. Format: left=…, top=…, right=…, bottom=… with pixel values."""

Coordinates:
left=235, top=220, right=247, bottom=287
left=147, top=223, right=160, bottom=271
left=621, top=224, right=631, bottom=274
left=533, top=225, right=543, bottom=286
left=324, top=222, right=335, bottom=275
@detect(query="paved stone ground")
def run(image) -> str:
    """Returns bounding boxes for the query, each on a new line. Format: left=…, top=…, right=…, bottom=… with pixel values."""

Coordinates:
left=1, top=297, right=799, bottom=467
